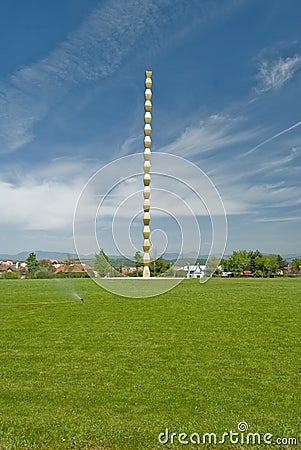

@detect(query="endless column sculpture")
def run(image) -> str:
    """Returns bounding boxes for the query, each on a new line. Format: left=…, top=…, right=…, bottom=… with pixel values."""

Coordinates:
left=143, top=70, right=152, bottom=278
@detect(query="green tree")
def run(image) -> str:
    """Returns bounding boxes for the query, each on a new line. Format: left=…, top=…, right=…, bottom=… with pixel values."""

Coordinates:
left=226, top=250, right=249, bottom=275
left=220, top=258, right=230, bottom=272
left=265, top=254, right=279, bottom=276
left=223, top=250, right=287, bottom=277
left=149, top=256, right=170, bottom=276
left=39, top=259, right=53, bottom=272
left=133, top=251, right=143, bottom=276
left=276, top=254, right=287, bottom=273
left=248, top=250, right=262, bottom=272
left=254, top=269, right=263, bottom=278
left=256, top=254, right=279, bottom=277
left=134, top=251, right=142, bottom=266
left=205, top=256, right=221, bottom=277
left=94, top=249, right=111, bottom=277
left=254, top=255, right=265, bottom=275
left=291, top=258, right=301, bottom=273
left=26, top=252, right=40, bottom=278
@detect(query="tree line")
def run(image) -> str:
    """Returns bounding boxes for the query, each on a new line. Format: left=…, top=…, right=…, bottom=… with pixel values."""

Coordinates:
left=94, top=250, right=171, bottom=277
left=2, top=250, right=301, bottom=279
left=221, top=250, right=301, bottom=277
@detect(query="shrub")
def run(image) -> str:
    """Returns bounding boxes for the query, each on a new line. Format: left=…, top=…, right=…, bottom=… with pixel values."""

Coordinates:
left=4, top=271, right=21, bottom=279
left=35, top=270, right=54, bottom=279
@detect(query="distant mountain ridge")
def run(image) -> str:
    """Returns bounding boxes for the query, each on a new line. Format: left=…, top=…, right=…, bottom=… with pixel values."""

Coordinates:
left=0, top=251, right=79, bottom=261
left=0, top=251, right=202, bottom=262
left=0, top=251, right=300, bottom=263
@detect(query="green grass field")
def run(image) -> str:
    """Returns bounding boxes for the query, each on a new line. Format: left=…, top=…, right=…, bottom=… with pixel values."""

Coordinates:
left=0, top=278, right=300, bottom=449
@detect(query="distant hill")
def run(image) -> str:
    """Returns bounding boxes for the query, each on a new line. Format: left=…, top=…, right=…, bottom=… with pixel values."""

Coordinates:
left=0, top=251, right=206, bottom=262
left=282, top=254, right=301, bottom=262
left=0, top=251, right=80, bottom=261
left=0, top=250, right=300, bottom=263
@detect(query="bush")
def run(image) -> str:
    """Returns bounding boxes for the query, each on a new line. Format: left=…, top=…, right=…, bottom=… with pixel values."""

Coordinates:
left=5, top=271, right=21, bottom=279
left=127, top=270, right=143, bottom=277
left=175, top=269, right=187, bottom=278
left=35, top=270, right=54, bottom=279
left=254, top=270, right=263, bottom=278
left=69, top=272, right=90, bottom=278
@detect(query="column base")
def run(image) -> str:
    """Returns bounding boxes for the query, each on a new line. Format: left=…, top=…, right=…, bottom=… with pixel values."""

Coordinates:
left=143, top=266, right=150, bottom=278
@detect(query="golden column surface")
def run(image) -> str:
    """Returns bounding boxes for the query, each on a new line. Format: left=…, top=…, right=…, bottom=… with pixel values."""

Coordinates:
left=143, top=70, right=152, bottom=277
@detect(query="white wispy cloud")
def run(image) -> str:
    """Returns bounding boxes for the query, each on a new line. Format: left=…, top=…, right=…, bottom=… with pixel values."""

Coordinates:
left=209, top=143, right=301, bottom=185
left=242, top=120, right=301, bottom=157
left=256, top=55, right=301, bottom=92
left=218, top=182, right=301, bottom=220
left=0, top=179, right=79, bottom=230
left=0, top=0, right=238, bottom=155
left=0, top=148, right=299, bottom=253
left=151, top=110, right=301, bottom=217
left=0, top=0, right=182, bottom=154
left=158, top=114, right=260, bottom=157
left=254, top=216, right=301, bottom=223
left=0, top=158, right=96, bottom=230
left=0, top=0, right=153, bottom=153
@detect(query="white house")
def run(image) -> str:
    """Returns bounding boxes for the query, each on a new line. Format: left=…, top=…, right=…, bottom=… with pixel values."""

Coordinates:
left=183, top=264, right=207, bottom=278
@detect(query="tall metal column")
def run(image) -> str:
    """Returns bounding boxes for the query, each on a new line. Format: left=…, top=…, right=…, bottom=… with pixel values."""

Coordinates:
left=143, top=70, right=152, bottom=278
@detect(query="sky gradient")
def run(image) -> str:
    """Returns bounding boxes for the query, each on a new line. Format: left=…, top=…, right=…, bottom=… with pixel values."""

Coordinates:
left=0, top=0, right=300, bottom=257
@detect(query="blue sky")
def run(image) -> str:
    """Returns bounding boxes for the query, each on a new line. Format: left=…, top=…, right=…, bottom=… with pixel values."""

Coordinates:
left=0, top=0, right=300, bottom=257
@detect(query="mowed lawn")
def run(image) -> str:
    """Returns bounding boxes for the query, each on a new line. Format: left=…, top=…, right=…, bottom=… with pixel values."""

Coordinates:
left=0, top=278, right=300, bottom=450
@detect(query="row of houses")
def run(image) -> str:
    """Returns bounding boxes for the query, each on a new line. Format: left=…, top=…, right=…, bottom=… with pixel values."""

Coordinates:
left=180, top=265, right=286, bottom=278
left=169, top=265, right=258, bottom=278
left=120, top=266, right=143, bottom=275
left=0, top=259, right=92, bottom=278
left=0, top=259, right=296, bottom=279
left=0, top=261, right=28, bottom=277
